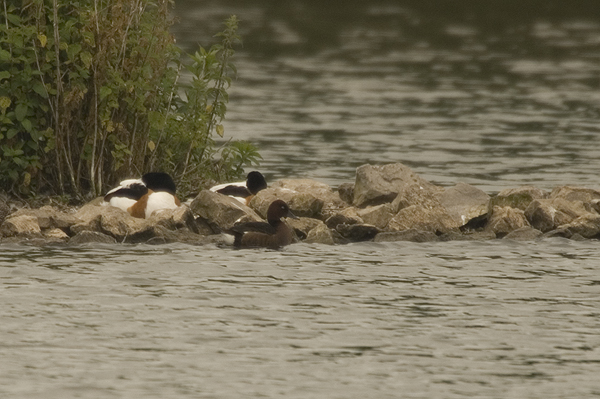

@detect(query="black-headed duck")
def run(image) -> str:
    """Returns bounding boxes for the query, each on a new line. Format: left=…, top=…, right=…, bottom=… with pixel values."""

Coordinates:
left=229, top=199, right=298, bottom=249
left=103, top=172, right=180, bottom=218
left=210, top=171, right=267, bottom=205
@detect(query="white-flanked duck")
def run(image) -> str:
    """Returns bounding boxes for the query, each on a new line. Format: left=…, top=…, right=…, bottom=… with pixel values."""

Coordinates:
left=103, top=172, right=180, bottom=218
left=229, top=199, right=298, bottom=249
left=210, top=171, right=267, bottom=205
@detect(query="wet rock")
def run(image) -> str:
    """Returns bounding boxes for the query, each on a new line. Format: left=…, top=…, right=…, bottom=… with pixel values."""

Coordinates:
left=356, top=203, right=395, bottom=230
left=100, top=207, right=153, bottom=242
left=437, top=182, right=490, bottom=226
left=193, top=217, right=215, bottom=235
left=337, top=183, right=354, bottom=205
left=387, top=205, right=460, bottom=234
left=1, top=215, right=41, bottom=237
left=250, top=187, right=324, bottom=219
left=439, top=230, right=497, bottom=241
left=272, top=178, right=346, bottom=211
left=69, top=231, right=117, bottom=245
left=550, top=186, right=600, bottom=203
left=287, top=217, right=325, bottom=238
left=305, top=223, right=336, bottom=245
left=336, top=223, right=380, bottom=241
left=325, top=207, right=364, bottom=229
left=485, top=206, right=530, bottom=237
left=190, top=190, right=262, bottom=232
left=525, top=198, right=591, bottom=233
left=503, top=227, right=543, bottom=241
left=489, top=186, right=549, bottom=211
left=44, top=228, right=69, bottom=240
left=560, top=214, right=600, bottom=238
left=374, top=229, right=438, bottom=243
left=353, top=163, right=440, bottom=208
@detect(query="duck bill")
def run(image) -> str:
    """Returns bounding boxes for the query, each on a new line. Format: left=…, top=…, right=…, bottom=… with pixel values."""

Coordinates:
left=286, top=209, right=299, bottom=219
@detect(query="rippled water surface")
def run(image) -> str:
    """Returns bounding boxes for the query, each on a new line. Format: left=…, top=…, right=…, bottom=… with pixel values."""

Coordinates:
left=3, top=1, right=600, bottom=398
left=2, top=240, right=600, bottom=398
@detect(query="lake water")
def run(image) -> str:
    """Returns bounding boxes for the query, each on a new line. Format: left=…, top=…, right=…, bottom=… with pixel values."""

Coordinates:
left=3, top=1, right=600, bottom=398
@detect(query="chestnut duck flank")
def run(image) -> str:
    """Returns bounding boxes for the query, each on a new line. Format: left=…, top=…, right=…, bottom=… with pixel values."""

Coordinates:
left=229, top=199, right=298, bottom=249
left=210, top=171, right=268, bottom=205
left=103, top=172, right=180, bottom=218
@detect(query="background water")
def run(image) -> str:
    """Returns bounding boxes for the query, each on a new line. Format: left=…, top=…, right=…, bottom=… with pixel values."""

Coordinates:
left=3, top=1, right=600, bottom=398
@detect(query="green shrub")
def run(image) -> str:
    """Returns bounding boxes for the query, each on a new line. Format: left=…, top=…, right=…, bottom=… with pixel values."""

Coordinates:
left=0, top=0, right=259, bottom=200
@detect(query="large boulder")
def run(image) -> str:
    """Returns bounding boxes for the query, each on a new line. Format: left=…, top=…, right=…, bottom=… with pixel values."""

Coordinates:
left=485, top=206, right=530, bottom=236
left=489, top=186, right=549, bottom=211
left=9, top=205, right=81, bottom=230
left=353, top=163, right=440, bottom=208
left=560, top=214, right=600, bottom=239
left=190, top=190, right=262, bottom=232
left=336, top=223, right=380, bottom=241
left=305, top=223, right=336, bottom=245
left=250, top=187, right=324, bottom=219
left=99, top=207, right=153, bottom=242
left=1, top=215, right=41, bottom=237
left=387, top=204, right=460, bottom=234
left=272, top=178, right=346, bottom=215
left=503, top=227, right=543, bottom=241
left=524, top=198, right=591, bottom=232
left=437, top=182, right=490, bottom=226
left=356, top=204, right=395, bottom=230
left=550, top=186, right=600, bottom=203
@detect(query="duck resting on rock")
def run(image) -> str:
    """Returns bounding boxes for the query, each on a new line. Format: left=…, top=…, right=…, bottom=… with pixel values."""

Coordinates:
left=228, top=199, right=298, bottom=249
left=210, top=171, right=267, bottom=205
left=103, top=172, right=180, bottom=219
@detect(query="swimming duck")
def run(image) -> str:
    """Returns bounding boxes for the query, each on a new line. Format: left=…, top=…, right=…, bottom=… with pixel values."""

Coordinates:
left=229, top=199, right=298, bottom=249
left=103, top=172, right=180, bottom=218
left=210, top=171, right=267, bottom=205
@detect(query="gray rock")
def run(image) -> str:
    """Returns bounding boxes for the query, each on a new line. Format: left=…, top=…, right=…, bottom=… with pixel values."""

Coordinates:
left=250, top=187, right=324, bottom=219
left=525, top=198, right=591, bottom=232
left=550, top=186, right=600, bottom=203
left=503, top=227, right=543, bottom=241
left=560, top=214, right=600, bottom=238
left=325, top=207, right=364, bottom=229
left=305, top=223, right=336, bottom=245
left=99, top=207, right=153, bottom=242
left=485, top=206, right=531, bottom=237
left=387, top=205, right=460, bottom=234
left=437, top=182, right=490, bottom=226
left=9, top=205, right=81, bottom=230
left=374, top=229, right=438, bottom=243
left=287, top=217, right=326, bottom=238
left=69, top=231, right=117, bottom=245
left=337, top=183, right=354, bottom=205
left=44, top=228, right=69, bottom=240
left=190, top=190, right=262, bottom=232
left=353, top=163, right=440, bottom=208
left=489, top=186, right=549, bottom=211
left=357, top=203, right=395, bottom=230
left=1, top=215, right=41, bottom=237
left=336, top=223, right=380, bottom=241
left=391, top=183, right=443, bottom=212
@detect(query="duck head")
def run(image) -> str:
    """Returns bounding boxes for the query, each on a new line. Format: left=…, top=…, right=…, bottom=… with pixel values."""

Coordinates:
left=246, top=171, right=268, bottom=195
left=267, top=199, right=299, bottom=224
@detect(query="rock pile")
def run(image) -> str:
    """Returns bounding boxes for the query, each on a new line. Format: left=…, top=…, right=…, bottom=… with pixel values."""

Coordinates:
left=2, top=163, right=600, bottom=246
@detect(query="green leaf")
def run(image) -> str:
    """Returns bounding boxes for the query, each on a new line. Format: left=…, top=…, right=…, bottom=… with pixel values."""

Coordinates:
left=21, top=118, right=32, bottom=132
left=33, top=82, right=48, bottom=98
left=99, top=86, right=112, bottom=100
left=0, top=71, right=10, bottom=81
left=0, top=49, right=10, bottom=61
left=15, top=103, right=28, bottom=121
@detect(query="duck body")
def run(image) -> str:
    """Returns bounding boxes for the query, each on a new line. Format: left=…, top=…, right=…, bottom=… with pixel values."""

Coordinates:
left=210, top=171, right=267, bottom=205
left=103, top=172, right=180, bottom=218
left=229, top=199, right=298, bottom=249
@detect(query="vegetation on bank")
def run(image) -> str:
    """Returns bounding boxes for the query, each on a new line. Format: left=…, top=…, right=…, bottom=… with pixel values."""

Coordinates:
left=0, top=0, right=260, bottom=202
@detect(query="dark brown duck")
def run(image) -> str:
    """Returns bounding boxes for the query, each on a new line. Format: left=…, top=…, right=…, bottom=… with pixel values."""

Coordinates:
left=229, top=199, right=298, bottom=249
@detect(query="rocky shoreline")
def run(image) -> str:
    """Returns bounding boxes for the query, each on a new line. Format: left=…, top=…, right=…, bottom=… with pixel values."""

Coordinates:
left=2, top=163, right=600, bottom=247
